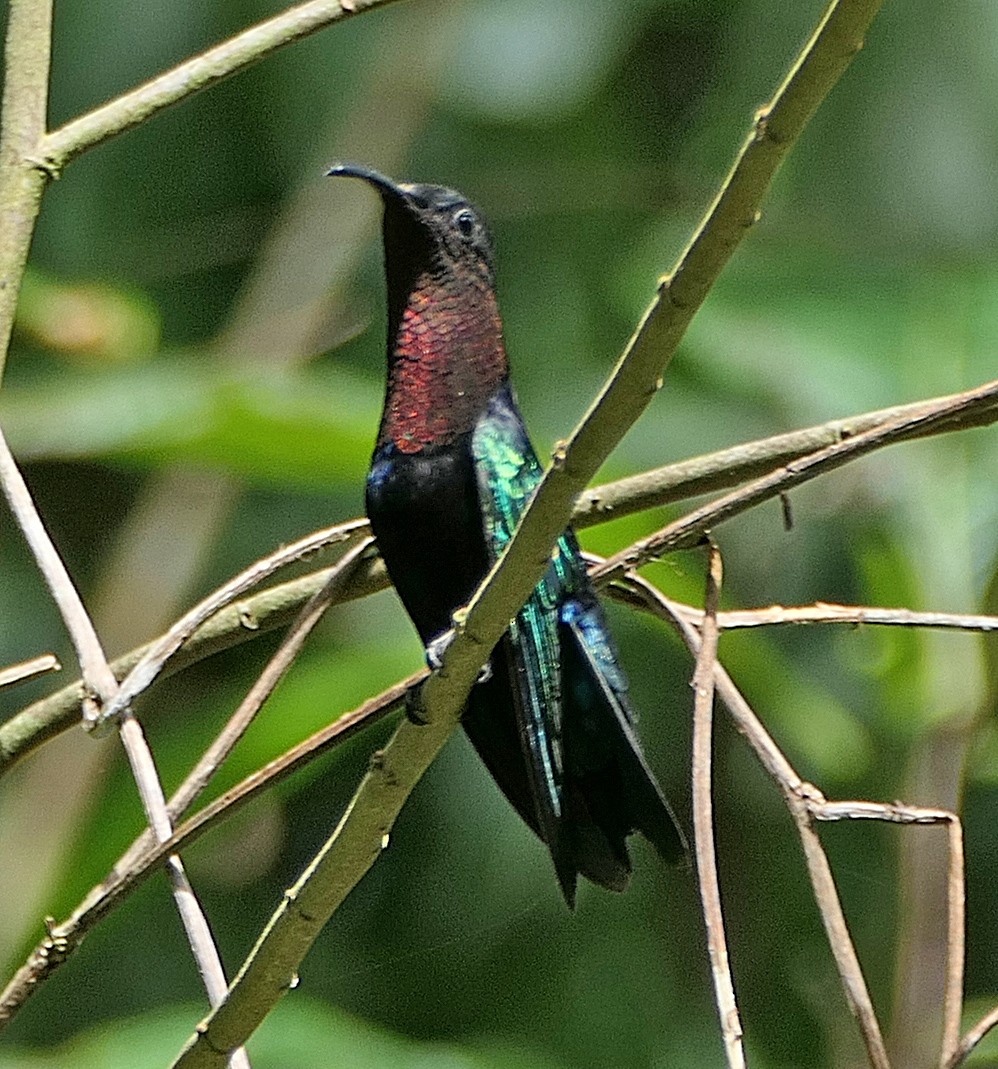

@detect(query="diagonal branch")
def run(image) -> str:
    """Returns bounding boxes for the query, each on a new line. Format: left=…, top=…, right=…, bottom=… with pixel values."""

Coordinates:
left=4, top=375, right=995, bottom=774
left=576, top=383, right=998, bottom=523
left=630, top=574, right=968, bottom=1069
left=157, top=536, right=376, bottom=824
left=40, top=0, right=403, bottom=173
left=91, top=518, right=368, bottom=729
left=0, top=430, right=252, bottom=1067
left=593, top=378, right=998, bottom=582
left=629, top=573, right=891, bottom=1068
left=0, top=670, right=415, bottom=1029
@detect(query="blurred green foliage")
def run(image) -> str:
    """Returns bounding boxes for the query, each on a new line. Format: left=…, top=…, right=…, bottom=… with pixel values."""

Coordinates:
left=1, top=0, right=997, bottom=1067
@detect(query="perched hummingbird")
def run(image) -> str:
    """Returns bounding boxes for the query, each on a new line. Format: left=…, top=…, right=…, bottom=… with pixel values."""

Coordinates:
left=329, top=164, right=684, bottom=906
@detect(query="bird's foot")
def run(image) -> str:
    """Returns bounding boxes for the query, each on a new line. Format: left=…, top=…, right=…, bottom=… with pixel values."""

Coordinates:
left=424, top=631, right=492, bottom=683
left=424, top=630, right=453, bottom=670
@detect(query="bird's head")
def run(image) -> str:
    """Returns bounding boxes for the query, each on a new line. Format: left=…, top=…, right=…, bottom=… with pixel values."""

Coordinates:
left=327, top=163, right=496, bottom=290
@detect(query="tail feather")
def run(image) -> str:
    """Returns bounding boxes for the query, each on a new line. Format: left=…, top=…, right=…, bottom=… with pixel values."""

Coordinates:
left=560, top=603, right=687, bottom=874
left=462, top=602, right=685, bottom=907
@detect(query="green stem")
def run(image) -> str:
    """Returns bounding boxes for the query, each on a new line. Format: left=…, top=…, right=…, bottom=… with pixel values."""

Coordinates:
left=0, top=0, right=52, bottom=384
left=41, top=0, right=402, bottom=172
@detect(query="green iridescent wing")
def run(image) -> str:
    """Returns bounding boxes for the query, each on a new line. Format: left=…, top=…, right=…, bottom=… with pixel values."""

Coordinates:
left=471, top=389, right=579, bottom=877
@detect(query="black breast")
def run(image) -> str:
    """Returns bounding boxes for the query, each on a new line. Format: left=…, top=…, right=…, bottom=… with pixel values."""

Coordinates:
left=366, top=435, right=490, bottom=644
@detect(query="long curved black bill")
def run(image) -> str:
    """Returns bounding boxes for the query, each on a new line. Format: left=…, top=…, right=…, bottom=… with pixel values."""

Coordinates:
left=326, top=162, right=406, bottom=201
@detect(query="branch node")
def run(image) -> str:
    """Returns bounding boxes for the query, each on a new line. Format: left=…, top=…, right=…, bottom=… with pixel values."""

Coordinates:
left=25, top=153, right=60, bottom=181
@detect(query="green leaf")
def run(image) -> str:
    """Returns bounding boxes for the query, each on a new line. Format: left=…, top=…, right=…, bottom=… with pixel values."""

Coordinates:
left=0, top=359, right=381, bottom=490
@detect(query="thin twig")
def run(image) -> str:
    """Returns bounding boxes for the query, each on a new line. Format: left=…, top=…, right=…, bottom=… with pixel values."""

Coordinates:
left=626, top=573, right=891, bottom=1068
left=574, top=385, right=998, bottom=525
left=0, top=653, right=59, bottom=689
left=678, top=601, right=998, bottom=635
left=0, top=425, right=114, bottom=718
left=91, top=519, right=367, bottom=729
left=593, top=379, right=998, bottom=583
left=40, top=0, right=402, bottom=173
left=0, top=427, right=250, bottom=1068
left=943, top=820, right=966, bottom=1068
left=0, top=552, right=386, bottom=775
left=947, top=1002, right=998, bottom=1069
left=690, top=543, right=745, bottom=1068
left=813, top=797, right=965, bottom=1064
left=5, top=376, right=997, bottom=773
left=789, top=795, right=892, bottom=1069
left=0, top=671, right=415, bottom=1028
left=159, top=537, right=374, bottom=823
left=629, top=572, right=973, bottom=1069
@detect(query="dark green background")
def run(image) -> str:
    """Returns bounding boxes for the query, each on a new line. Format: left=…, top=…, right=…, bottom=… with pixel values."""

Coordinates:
left=1, top=1, right=997, bottom=1066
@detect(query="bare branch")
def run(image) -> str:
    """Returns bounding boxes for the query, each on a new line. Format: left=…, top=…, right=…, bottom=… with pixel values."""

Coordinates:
left=633, top=574, right=890, bottom=1066
left=40, top=0, right=402, bottom=173
left=593, top=379, right=998, bottom=581
left=0, top=427, right=249, bottom=1067
left=788, top=792, right=892, bottom=1069
left=160, top=537, right=375, bottom=824
left=573, top=384, right=998, bottom=523
left=626, top=572, right=973, bottom=1069
left=0, top=553, right=385, bottom=775
left=0, top=671, right=413, bottom=1028
left=92, top=518, right=367, bottom=729
left=690, top=544, right=745, bottom=1068
left=0, top=0, right=52, bottom=384
left=947, top=1001, right=998, bottom=1069
left=679, top=601, right=998, bottom=635
left=0, top=425, right=115, bottom=712
left=0, top=653, right=59, bottom=689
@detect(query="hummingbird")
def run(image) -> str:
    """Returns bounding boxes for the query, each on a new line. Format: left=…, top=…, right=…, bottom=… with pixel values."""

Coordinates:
left=328, top=163, right=684, bottom=906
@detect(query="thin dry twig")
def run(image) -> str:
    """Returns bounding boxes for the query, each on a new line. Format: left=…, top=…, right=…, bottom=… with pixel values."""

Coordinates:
left=0, top=425, right=114, bottom=717
left=92, top=518, right=367, bottom=729
left=701, top=602, right=998, bottom=634
left=593, top=379, right=998, bottom=583
left=0, top=429, right=250, bottom=1067
left=0, top=653, right=59, bottom=689
left=574, top=384, right=998, bottom=524
left=626, top=573, right=888, bottom=1066
left=788, top=795, right=893, bottom=1069
left=690, top=543, right=745, bottom=1068
left=164, top=536, right=375, bottom=822
left=947, top=1002, right=998, bottom=1069
left=0, top=670, right=415, bottom=1027
left=627, top=572, right=974, bottom=1069
left=812, top=803, right=965, bottom=1067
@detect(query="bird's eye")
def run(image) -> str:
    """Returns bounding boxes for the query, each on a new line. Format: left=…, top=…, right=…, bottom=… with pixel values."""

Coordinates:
left=454, top=208, right=476, bottom=237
